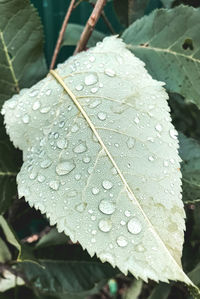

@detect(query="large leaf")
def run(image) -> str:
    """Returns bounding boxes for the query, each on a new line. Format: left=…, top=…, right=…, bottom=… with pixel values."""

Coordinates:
left=179, top=133, right=200, bottom=204
left=17, top=260, right=118, bottom=298
left=122, top=5, right=200, bottom=108
left=1, top=36, right=193, bottom=285
left=62, top=23, right=106, bottom=48
left=0, top=237, right=11, bottom=263
left=0, top=0, right=47, bottom=105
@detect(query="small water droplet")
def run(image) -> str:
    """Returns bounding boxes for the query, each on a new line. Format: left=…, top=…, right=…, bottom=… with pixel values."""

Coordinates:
left=170, top=158, right=175, bottom=164
left=148, top=156, right=154, bottom=162
left=92, top=187, right=99, bottom=195
left=76, top=202, right=86, bottom=213
left=102, top=180, right=113, bottom=190
left=127, top=137, right=135, bottom=149
left=49, top=180, right=59, bottom=190
left=73, top=142, right=87, bottom=154
left=32, top=101, right=40, bottom=110
left=89, top=99, right=101, bottom=108
left=29, top=89, right=39, bottom=97
left=46, top=89, right=52, bottom=96
left=169, top=129, right=178, bottom=139
left=40, top=106, right=51, bottom=113
left=98, top=219, right=112, bottom=232
left=155, top=123, right=162, bottom=132
left=91, top=238, right=96, bottom=243
left=22, top=114, right=29, bottom=124
left=99, top=199, right=115, bottom=215
left=84, top=74, right=98, bottom=85
left=97, top=112, right=107, bottom=121
left=125, top=210, right=131, bottom=217
left=75, top=84, right=84, bottom=91
left=37, top=175, right=45, bottom=183
left=29, top=172, right=37, bottom=180
left=91, top=87, right=98, bottom=94
left=57, top=139, right=68, bottom=149
left=59, top=121, right=65, bottom=128
left=134, top=117, right=139, bottom=124
left=75, top=174, right=81, bottom=180
left=92, top=230, right=97, bottom=235
left=136, top=244, right=145, bottom=252
left=127, top=218, right=142, bottom=235
left=91, top=215, right=96, bottom=221
left=56, top=160, right=75, bottom=175
left=89, top=56, right=95, bottom=62
left=163, top=160, right=169, bottom=167
left=104, top=68, right=116, bottom=77
left=71, top=124, right=79, bottom=133
left=116, top=236, right=128, bottom=247
left=120, top=220, right=126, bottom=226
left=40, top=159, right=52, bottom=169
left=83, top=156, right=91, bottom=163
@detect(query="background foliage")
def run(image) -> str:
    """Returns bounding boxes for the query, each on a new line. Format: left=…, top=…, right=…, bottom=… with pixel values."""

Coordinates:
left=0, top=0, right=200, bottom=298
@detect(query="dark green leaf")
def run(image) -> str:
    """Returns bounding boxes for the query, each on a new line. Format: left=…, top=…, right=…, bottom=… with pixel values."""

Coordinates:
left=0, top=237, right=11, bottom=262
left=0, top=0, right=47, bottom=105
left=35, top=228, right=69, bottom=249
left=148, top=283, right=171, bottom=299
left=123, top=279, right=143, bottom=299
left=122, top=5, right=200, bottom=108
left=161, top=0, right=174, bottom=8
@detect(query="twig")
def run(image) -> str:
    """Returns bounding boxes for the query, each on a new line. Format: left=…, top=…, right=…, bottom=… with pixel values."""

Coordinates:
left=91, top=3, right=116, bottom=34
left=50, top=0, right=76, bottom=70
left=73, top=0, right=83, bottom=9
left=74, top=0, right=107, bottom=55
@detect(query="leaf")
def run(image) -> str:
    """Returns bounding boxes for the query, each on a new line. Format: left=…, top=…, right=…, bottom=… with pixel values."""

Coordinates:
left=62, top=23, right=106, bottom=48
left=113, top=0, right=149, bottom=27
left=0, top=237, right=11, bottom=262
left=179, top=133, right=200, bottom=204
left=123, top=279, right=143, bottom=299
left=147, top=283, right=171, bottom=299
left=17, top=260, right=118, bottom=298
left=1, top=36, right=193, bottom=285
left=35, top=228, right=69, bottom=249
left=0, top=270, right=24, bottom=292
left=160, top=0, right=174, bottom=8
left=0, top=0, right=47, bottom=105
left=122, top=5, right=200, bottom=108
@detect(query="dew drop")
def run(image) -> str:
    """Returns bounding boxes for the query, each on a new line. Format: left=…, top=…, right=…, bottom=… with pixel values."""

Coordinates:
left=32, top=101, right=40, bottom=110
left=73, top=142, right=87, bottom=154
left=116, top=236, right=128, bottom=247
left=169, top=129, right=178, bottom=139
left=125, top=210, right=131, bottom=217
left=98, top=219, right=112, bottom=232
left=49, top=180, right=59, bottom=190
left=89, top=56, right=95, bottom=62
left=56, top=160, right=75, bottom=175
left=155, top=123, right=162, bottom=132
left=92, top=230, right=97, bottom=235
left=126, top=137, right=135, bottom=149
left=83, top=156, right=91, bottom=163
left=89, top=99, right=101, bottom=108
left=120, top=220, right=126, bottom=226
left=104, top=68, right=116, bottom=77
left=40, top=159, right=52, bottom=169
left=163, top=160, right=169, bottom=167
left=71, top=124, right=79, bottom=133
left=29, top=172, right=37, bottom=180
left=134, top=117, right=139, bottom=124
left=40, top=106, right=51, bottom=114
left=91, top=238, right=96, bottom=243
left=75, top=84, right=84, bottom=91
left=75, top=174, right=81, bottom=181
left=22, top=114, right=29, bottom=124
left=99, top=199, right=115, bottom=215
left=84, top=74, right=98, bottom=85
left=127, top=218, right=142, bottom=235
left=46, top=89, right=52, bottom=96
left=37, top=175, right=45, bottom=183
left=148, top=156, right=154, bottom=162
left=57, top=139, right=68, bottom=149
left=75, top=202, right=86, bottom=213
left=92, top=187, right=99, bottom=195
left=29, top=89, right=39, bottom=97
left=97, top=112, right=107, bottom=121
left=91, top=87, right=98, bottom=94
left=102, top=180, right=113, bottom=190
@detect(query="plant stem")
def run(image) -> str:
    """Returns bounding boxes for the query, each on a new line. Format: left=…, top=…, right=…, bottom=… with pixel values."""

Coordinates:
left=50, top=0, right=76, bottom=70
left=91, top=3, right=116, bottom=34
left=74, top=0, right=107, bottom=55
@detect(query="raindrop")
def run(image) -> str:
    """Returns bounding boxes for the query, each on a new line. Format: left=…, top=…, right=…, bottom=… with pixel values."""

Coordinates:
left=91, top=215, right=96, bottom=221
left=91, top=238, right=96, bottom=243
left=120, top=220, right=126, bottom=226
left=102, top=180, right=113, bottom=190
left=127, top=137, right=135, bottom=149
left=92, top=187, right=99, bottom=195
left=97, top=112, right=107, bottom=121
left=76, top=202, right=86, bottom=213
left=169, top=129, right=178, bottom=139
left=29, top=89, right=39, bottom=97
left=116, top=236, right=128, bottom=247
left=83, top=156, right=91, bottom=163
left=22, top=114, right=29, bottom=124
left=29, top=172, right=37, bottom=180
left=57, top=139, right=68, bottom=149
left=73, top=142, right=87, bottom=154
left=170, top=158, right=175, bottom=164
left=49, top=180, right=59, bottom=190
left=148, top=156, right=154, bottom=162
left=75, top=174, right=81, bottom=181
left=84, top=74, right=98, bottom=85
left=91, top=87, right=98, bottom=93
left=32, top=101, right=40, bottom=110
left=59, top=121, right=65, bottom=128
left=75, top=84, right=84, bottom=91
left=40, top=107, right=51, bottom=114
left=99, top=199, right=115, bottom=215
left=104, top=68, right=116, bottom=77
left=125, top=210, right=131, bottom=217
left=155, top=123, right=162, bottom=132
left=37, top=175, right=45, bottom=183
left=134, top=117, right=139, bottom=124
left=98, top=219, right=112, bottom=232
left=56, top=159, right=75, bottom=175
left=127, top=218, right=142, bottom=235
left=40, top=159, right=52, bottom=169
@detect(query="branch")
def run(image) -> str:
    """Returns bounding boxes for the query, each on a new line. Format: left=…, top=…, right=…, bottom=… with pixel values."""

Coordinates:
left=50, top=0, right=76, bottom=70
left=74, top=0, right=107, bottom=55
left=90, top=3, right=116, bottom=34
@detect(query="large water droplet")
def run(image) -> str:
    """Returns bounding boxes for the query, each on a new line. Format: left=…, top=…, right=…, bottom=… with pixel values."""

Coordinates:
left=84, top=74, right=98, bottom=85
left=155, top=123, right=162, bottom=132
left=97, top=112, right=107, bottom=121
left=57, top=139, right=68, bottom=149
left=98, top=219, right=112, bottom=232
left=102, top=180, right=113, bottom=190
left=104, top=68, right=116, bottom=77
left=73, top=142, right=87, bottom=154
left=127, top=137, right=135, bottom=149
left=40, top=159, right=52, bottom=169
left=49, top=180, right=59, bottom=190
left=169, top=129, right=178, bottom=139
left=99, top=199, right=115, bottom=215
left=127, top=218, right=142, bottom=235
left=116, top=236, right=128, bottom=247
left=56, top=160, right=75, bottom=175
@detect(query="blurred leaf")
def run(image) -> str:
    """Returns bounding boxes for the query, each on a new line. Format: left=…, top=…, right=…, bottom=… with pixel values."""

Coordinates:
left=148, top=283, right=171, bottom=298
left=0, top=237, right=11, bottom=262
left=113, top=0, right=149, bottom=27
left=188, top=263, right=200, bottom=286
left=35, top=228, right=69, bottom=249
left=122, top=5, right=200, bottom=108
left=0, top=270, right=24, bottom=292
left=179, top=133, right=200, bottom=204
left=160, top=0, right=174, bottom=7
left=0, top=0, right=47, bottom=105
left=62, top=23, right=106, bottom=48
left=18, top=260, right=118, bottom=298
left=123, top=279, right=143, bottom=299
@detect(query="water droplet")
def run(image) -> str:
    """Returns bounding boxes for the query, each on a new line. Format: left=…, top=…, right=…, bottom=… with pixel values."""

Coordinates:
left=75, top=174, right=81, bottom=180
left=116, top=236, right=128, bottom=247
left=98, top=219, right=112, bottom=232
left=120, top=220, right=126, bottom=226
left=84, top=74, right=98, bottom=85
left=136, top=244, right=145, bottom=252
left=91, top=87, right=98, bottom=94
left=127, top=218, right=142, bottom=235
left=102, top=180, right=113, bottom=190
left=92, top=187, right=99, bottom=195
left=29, top=89, right=39, bottom=97
left=169, top=129, right=178, bottom=139
left=32, top=101, right=40, bottom=110
left=40, top=106, right=51, bottom=113
left=91, top=238, right=96, bottom=243
left=89, top=99, right=101, bottom=108
left=71, top=124, right=79, bottom=133
left=99, top=199, right=115, bottom=215
left=92, top=230, right=97, bottom=235
left=125, top=210, right=131, bottom=217
left=98, top=112, right=107, bottom=121
left=76, top=202, right=86, bottom=213
left=46, top=89, right=52, bottom=96
left=155, top=123, right=162, bottom=132
left=91, top=215, right=96, bottom=221
left=89, top=56, right=95, bottom=62
left=163, top=160, right=169, bottom=167
left=148, top=156, right=154, bottom=162
left=56, top=160, right=75, bottom=175
left=22, top=114, right=29, bottom=124
left=127, top=137, right=135, bottom=149
left=75, top=84, right=84, bottom=91
left=134, top=117, right=139, bottom=124
left=59, top=121, right=65, bottom=128
left=104, top=68, right=116, bottom=77
left=40, top=159, right=52, bottom=169
left=29, top=172, right=37, bottom=180
left=49, top=180, right=59, bottom=190
left=83, top=156, right=91, bottom=163
left=37, top=175, right=45, bottom=183
left=73, top=142, right=87, bottom=154
left=170, top=158, right=175, bottom=164
left=57, top=139, right=68, bottom=149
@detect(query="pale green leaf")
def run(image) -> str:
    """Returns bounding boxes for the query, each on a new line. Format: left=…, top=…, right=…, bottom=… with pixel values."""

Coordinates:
left=123, top=279, right=143, bottom=299
left=35, top=228, right=69, bottom=249
left=0, top=237, right=11, bottom=262
left=179, top=133, right=200, bottom=204
left=0, top=270, right=24, bottom=292
left=122, top=5, right=200, bottom=108
left=1, top=36, right=193, bottom=285
left=0, top=0, right=47, bottom=105
left=62, top=23, right=106, bottom=48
